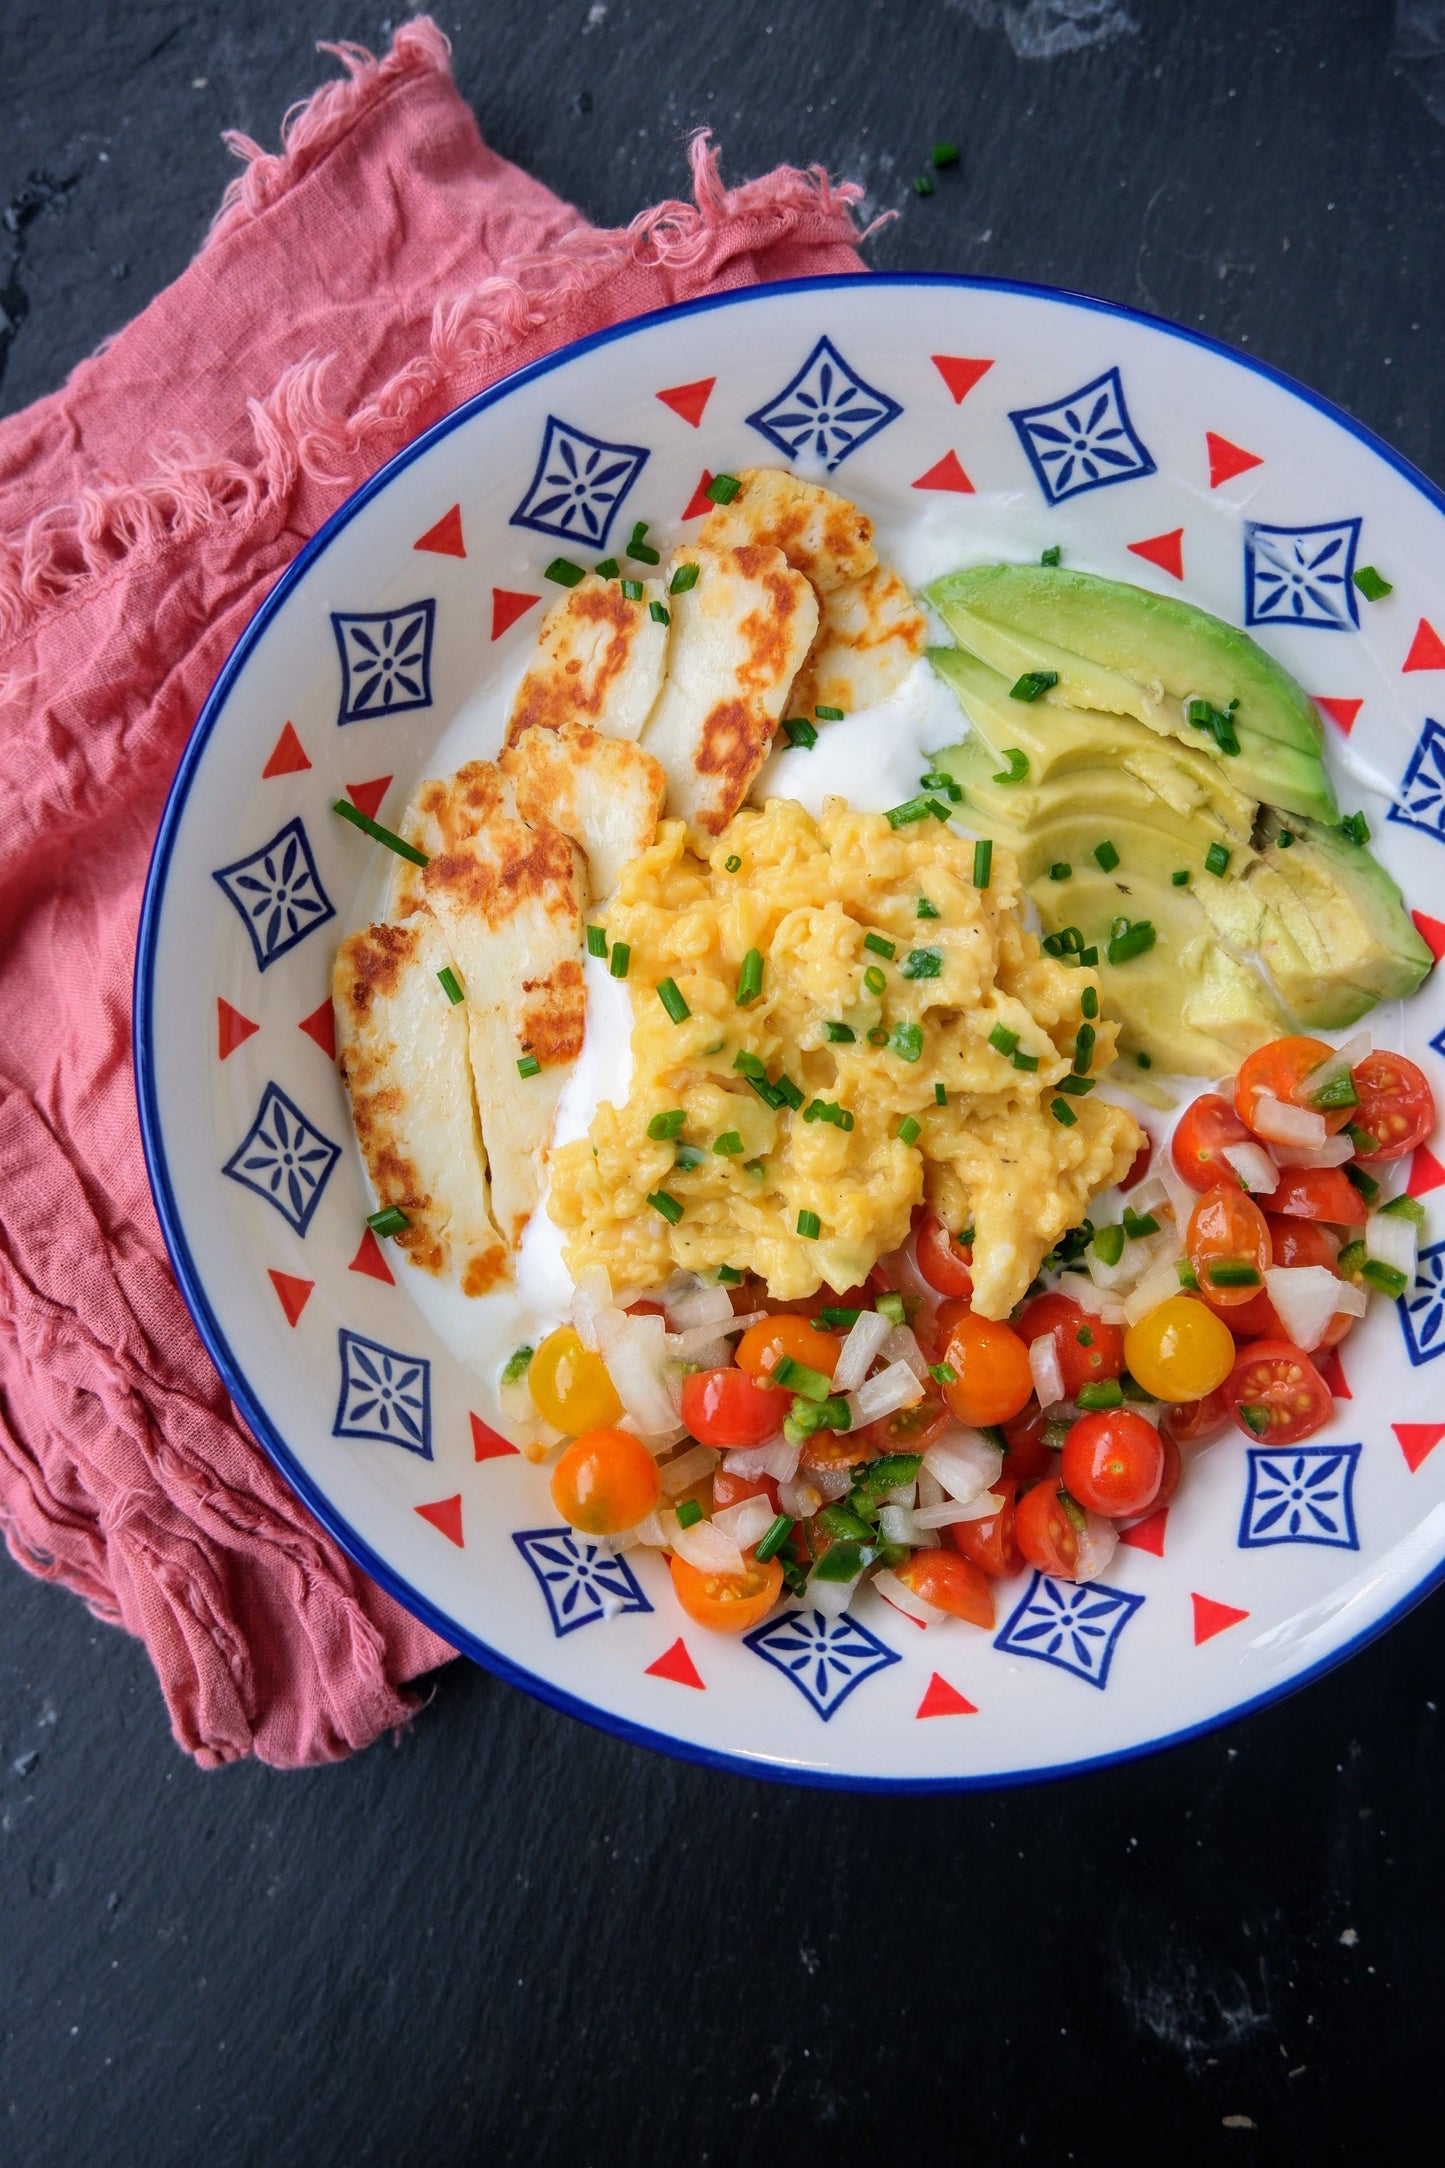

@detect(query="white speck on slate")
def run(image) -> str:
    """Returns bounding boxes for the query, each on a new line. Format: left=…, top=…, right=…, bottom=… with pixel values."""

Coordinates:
left=1340, top=1927, right=1359, bottom=1946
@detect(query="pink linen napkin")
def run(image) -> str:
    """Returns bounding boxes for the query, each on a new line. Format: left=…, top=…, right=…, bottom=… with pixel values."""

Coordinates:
left=0, top=17, right=868, bottom=1768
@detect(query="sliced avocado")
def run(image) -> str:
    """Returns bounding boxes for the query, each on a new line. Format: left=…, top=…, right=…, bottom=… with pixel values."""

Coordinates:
left=943, top=731, right=1238, bottom=860
left=1191, top=862, right=1377, bottom=1031
left=1258, top=813, right=1434, bottom=1004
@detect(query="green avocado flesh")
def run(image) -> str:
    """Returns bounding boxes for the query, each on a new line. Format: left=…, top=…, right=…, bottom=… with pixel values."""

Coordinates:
left=927, top=587, right=1432, bottom=1073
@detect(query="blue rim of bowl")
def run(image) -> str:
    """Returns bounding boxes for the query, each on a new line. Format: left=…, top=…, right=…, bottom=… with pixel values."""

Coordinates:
left=135, top=271, right=1445, bottom=1791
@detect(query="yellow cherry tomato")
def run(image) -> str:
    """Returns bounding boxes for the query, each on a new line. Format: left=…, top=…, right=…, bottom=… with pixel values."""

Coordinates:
left=529, top=1325, right=623, bottom=1434
left=551, top=1428, right=661, bottom=1535
left=1123, top=1294, right=1236, bottom=1404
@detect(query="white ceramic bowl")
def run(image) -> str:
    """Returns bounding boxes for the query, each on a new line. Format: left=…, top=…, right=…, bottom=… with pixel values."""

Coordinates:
left=137, top=275, right=1445, bottom=1789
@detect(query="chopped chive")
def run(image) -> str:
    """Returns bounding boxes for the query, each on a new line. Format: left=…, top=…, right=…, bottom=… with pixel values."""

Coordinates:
left=901, top=947, right=941, bottom=979
left=897, top=1116, right=922, bottom=1146
left=736, top=948, right=764, bottom=1006
left=1012, top=1049, right=1040, bottom=1072
left=674, top=1145, right=705, bottom=1170
left=754, top=1513, right=795, bottom=1563
left=627, top=535, right=661, bottom=567
left=912, top=173, right=935, bottom=195
left=544, top=557, right=586, bottom=587
left=1076, top=1326, right=1094, bottom=1347
left=744, top=1159, right=766, bottom=1179
left=815, top=705, right=845, bottom=721
left=929, top=1360, right=958, bottom=1385
left=437, top=965, right=465, bottom=1005
left=927, top=799, right=954, bottom=823
left=1186, top=697, right=1241, bottom=756
left=586, top=924, right=608, bottom=959
left=1136, top=1051, right=1152, bottom=1069
left=863, top=964, right=887, bottom=996
left=647, top=1108, right=687, bottom=1141
left=819, top=1306, right=862, bottom=1329
left=333, top=799, right=429, bottom=866
left=889, top=1021, right=924, bottom=1063
left=1277, top=830, right=1295, bottom=848
left=920, top=771, right=963, bottom=800
left=733, top=1049, right=767, bottom=1079
left=1050, top=1097, right=1078, bottom=1126
left=516, top=1054, right=541, bottom=1078
left=867, top=1026, right=888, bottom=1046
left=931, top=139, right=959, bottom=167
left=781, top=716, right=818, bottom=750
left=1042, top=933, right=1065, bottom=957
left=875, top=1292, right=907, bottom=1325
left=647, top=1190, right=684, bottom=1224
left=1108, top=920, right=1157, bottom=965
left=657, top=977, right=690, bottom=1023
left=595, top=557, right=620, bottom=580
left=885, top=796, right=933, bottom=828
left=1054, top=1074, right=1095, bottom=1096
left=1171, top=868, right=1190, bottom=886
left=620, top=577, right=643, bottom=601
left=988, top=1023, right=1020, bottom=1056
left=1205, top=841, right=1231, bottom=877
left=1339, top=810, right=1370, bottom=847
left=773, top=1073, right=805, bottom=1111
left=1177, top=1257, right=1199, bottom=1290
left=1345, top=1163, right=1380, bottom=1202
left=649, top=600, right=670, bottom=624
left=1049, top=862, right=1072, bottom=881
left=1093, top=839, right=1120, bottom=873
left=1010, top=669, right=1059, bottom=702
left=367, top=1205, right=411, bottom=1237
left=1076, top=1378, right=1124, bottom=1410
left=1079, top=946, right=1098, bottom=966
left=1381, top=1192, right=1426, bottom=1224
left=1073, top=1023, right=1096, bottom=1075
left=717, top=1263, right=743, bottom=1283
left=917, top=896, right=941, bottom=919
left=1081, top=986, right=1099, bottom=1020
left=1111, top=918, right=1129, bottom=941
left=501, top=1345, right=534, bottom=1385
left=609, top=940, right=631, bottom=980
left=935, top=1082, right=948, bottom=1106
left=796, top=1210, right=822, bottom=1240
left=1353, top=565, right=1393, bottom=600
left=1239, top=1403, right=1270, bottom=1437
left=670, top=560, right=700, bottom=593
left=1205, top=1261, right=1261, bottom=1287
left=1041, top=544, right=1062, bottom=566
left=973, top=839, right=992, bottom=888
left=713, top=1130, right=744, bottom=1156
left=992, top=748, right=1030, bottom=784
left=1092, top=1224, right=1125, bottom=1267
left=706, top=473, right=741, bottom=504
left=674, top=1496, right=703, bottom=1528
left=825, top=1020, right=856, bottom=1044
left=724, top=853, right=742, bottom=872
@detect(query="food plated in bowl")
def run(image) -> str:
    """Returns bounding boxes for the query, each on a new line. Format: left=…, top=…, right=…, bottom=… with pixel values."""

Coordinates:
left=137, top=276, right=1445, bottom=1786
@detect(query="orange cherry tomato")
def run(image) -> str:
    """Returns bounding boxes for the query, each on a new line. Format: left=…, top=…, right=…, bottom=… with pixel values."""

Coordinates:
left=669, top=1551, right=784, bottom=1634
left=550, top=1427, right=661, bottom=1535
left=734, top=1313, right=840, bottom=1382
left=712, top=1465, right=781, bottom=1515
left=1014, top=1473, right=1081, bottom=1577
left=1161, top=1386, right=1232, bottom=1448
left=939, top=1312, right=1034, bottom=1428
left=1171, top=1093, right=1254, bottom=1190
left=1019, top=1292, right=1125, bottom=1399
left=681, top=1367, right=789, bottom=1447
left=1234, top=1035, right=1352, bottom=1138
left=799, top=1428, right=869, bottom=1472
left=1060, top=1409, right=1164, bottom=1519
left=1225, top=1338, right=1333, bottom=1446
left=897, top=1548, right=995, bottom=1629
left=1269, top=1165, right=1367, bottom=1227
left=1188, top=1182, right=1273, bottom=1308
left=1350, top=1051, right=1436, bottom=1162
left=949, top=1477, right=1023, bottom=1578
left=1000, top=1400, right=1054, bottom=1481
left=915, top=1213, right=976, bottom=1299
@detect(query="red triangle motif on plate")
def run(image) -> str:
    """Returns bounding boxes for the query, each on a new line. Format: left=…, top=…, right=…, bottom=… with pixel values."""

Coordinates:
left=912, top=449, right=974, bottom=495
left=682, top=470, right=716, bottom=520
left=348, top=1227, right=395, bottom=1285
left=471, top=1411, right=520, bottom=1461
left=1205, top=431, right=1263, bottom=488
left=1313, top=696, right=1362, bottom=736
left=1316, top=1344, right=1351, bottom=1400
left=1408, top=1142, right=1445, bottom=1196
left=1393, top=1422, right=1445, bottom=1474
left=413, top=504, right=466, bottom=558
left=216, top=998, right=259, bottom=1060
left=1127, top=527, right=1185, bottom=579
left=1411, top=911, right=1445, bottom=964
left=491, top=588, right=540, bottom=641
left=645, top=1637, right=706, bottom=1689
left=268, top=1270, right=314, bottom=1327
left=262, top=720, right=311, bottom=778
left=344, top=776, right=392, bottom=823
left=1192, top=1592, right=1249, bottom=1644
left=655, top=376, right=716, bottom=428
left=297, top=1000, right=336, bottom=1060
left=415, top=1493, right=465, bottom=1546
left=915, top=1672, right=977, bottom=1718
left=1403, top=618, right=1445, bottom=672
left=931, top=354, right=993, bottom=404
left=1119, top=1507, right=1168, bottom=1557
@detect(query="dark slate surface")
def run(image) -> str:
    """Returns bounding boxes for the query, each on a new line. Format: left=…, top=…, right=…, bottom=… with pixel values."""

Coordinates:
left=3, top=4, right=1444, bottom=2161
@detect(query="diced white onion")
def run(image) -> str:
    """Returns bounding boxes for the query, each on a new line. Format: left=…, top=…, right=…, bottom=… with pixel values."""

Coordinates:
left=924, top=1432, right=1005, bottom=1504
left=1222, top=1141, right=1280, bottom=1195
left=914, top=1491, right=1004, bottom=1527
left=663, top=1511, right=745, bottom=1576
left=1249, top=1092, right=1327, bottom=1149
left=1263, top=1266, right=1344, bottom=1353
left=1305, top=1032, right=1372, bottom=1102
left=849, top=1360, right=924, bottom=1426
left=872, top=1568, right=946, bottom=1627
left=763, top=1437, right=803, bottom=1484
left=1334, top=1280, right=1368, bottom=1318
left=885, top=1481, right=918, bottom=1508
left=1086, top=1239, right=1138, bottom=1292
left=811, top=1573, right=861, bottom=1618
left=1126, top=1173, right=1170, bottom=1217
left=659, top=1443, right=719, bottom=1497
left=917, top=1466, right=945, bottom=1510
left=664, top=1281, right=736, bottom=1332
left=878, top=1503, right=939, bottom=1549
left=723, top=1310, right=769, bottom=1335
left=722, top=1443, right=775, bottom=1480
left=1125, top=1261, right=1192, bottom=1327
left=779, top=1476, right=822, bottom=1519
left=667, top=1327, right=733, bottom=1366
left=596, top=1312, right=677, bottom=1436
left=832, top=1309, right=893, bottom=1392
left=1058, top=1272, right=1128, bottom=1325
left=812, top=1463, right=855, bottom=1502
left=571, top=1265, right=615, bottom=1352
left=1157, top=1152, right=1203, bottom=1233
left=626, top=1510, right=670, bottom=1548
left=1029, top=1333, right=1066, bottom=1410
left=1271, top=1131, right=1354, bottom=1169
left=879, top=1325, right=930, bottom=1381
left=1072, top=1514, right=1118, bottom=1583
left=712, top=1493, right=777, bottom=1551
left=1367, top=1208, right=1419, bottom=1279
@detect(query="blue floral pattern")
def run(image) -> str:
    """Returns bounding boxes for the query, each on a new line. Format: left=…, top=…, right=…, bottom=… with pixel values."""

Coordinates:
left=511, top=1529, right=652, bottom=1636
left=509, top=417, right=649, bottom=548
left=743, top=1605, right=899, bottom=1719
left=333, top=1330, right=432, bottom=1457
left=1009, top=366, right=1155, bottom=506
left=1387, top=718, right=1445, bottom=843
left=1401, top=1238, right=1445, bottom=1366
left=331, top=601, right=435, bottom=724
left=1243, top=519, right=1361, bottom=630
left=1239, top=1443, right=1361, bottom=1549
left=221, top=1082, right=340, bottom=1237
left=745, top=337, right=902, bottom=470
left=212, top=816, right=335, bottom=972
left=994, top=1572, right=1144, bottom=1688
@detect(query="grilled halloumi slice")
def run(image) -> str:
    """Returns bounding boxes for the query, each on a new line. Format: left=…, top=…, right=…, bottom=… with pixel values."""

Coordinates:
left=698, top=468, right=876, bottom=594
left=504, top=573, right=669, bottom=747
left=501, top=722, right=666, bottom=899
left=333, top=911, right=507, bottom=1294
left=789, top=561, right=928, bottom=718
left=422, top=772, right=587, bottom=1247
left=642, top=540, right=818, bottom=844
left=386, top=761, right=508, bottom=920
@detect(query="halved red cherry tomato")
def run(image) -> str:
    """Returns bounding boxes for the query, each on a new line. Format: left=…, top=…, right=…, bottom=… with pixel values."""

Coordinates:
left=669, top=1551, right=783, bottom=1634
left=939, top=1313, right=1034, bottom=1428
left=915, top=1213, right=975, bottom=1299
left=1188, top=1183, right=1273, bottom=1309
left=1269, top=1165, right=1367, bottom=1227
left=626, top=1299, right=668, bottom=1318
left=1268, top=1216, right=1341, bottom=1268
left=1120, top=1138, right=1155, bottom=1192
left=1215, top=1216, right=1352, bottom=1350
left=1061, top=1409, right=1164, bottom=1519
left=1161, top=1385, right=1232, bottom=1448
left=1014, top=1473, right=1081, bottom=1577
left=1020, top=1292, right=1125, bottom=1399
left=798, top=1428, right=868, bottom=1472
left=550, top=1428, right=661, bottom=1535
left=711, top=1465, right=780, bottom=1515
left=734, top=1314, right=840, bottom=1382
left=854, top=1377, right=951, bottom=1456
left=949, top=1477, right=1022, bottom=1578
left=1225, top=1338, right=1333, bottom=1446
left=681, top=1366, right=789, bottom=1448
left=1171, top=1093, right=1254, bottom=1190
left=1152, top=1429, right=1184, bottom=1510
left=1234, top=1035, right=1352, bottom=1138
left=897, top=1548, right=995, bottom=1628
left=1000, top=1400, right=1054, bottom=1481
left=1350, top=1051, right=1435, bottom=1162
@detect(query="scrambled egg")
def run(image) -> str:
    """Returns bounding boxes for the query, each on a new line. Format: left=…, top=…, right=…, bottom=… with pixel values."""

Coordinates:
left=548, top=799, right=1142, bottom=1316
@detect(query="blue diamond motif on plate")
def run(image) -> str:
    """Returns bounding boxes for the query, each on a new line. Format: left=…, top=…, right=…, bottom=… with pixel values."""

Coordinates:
left=221, top=1081, right=340, bottom=1237
left=1244, top=518, right=1361, bottom=630
left=509, top=416, right=650, bottom=549
left=212, top=815, right=335, bottom=972
left=511, top=1528, right=652, bottom=1637
left=333, top=1329, right=432, bottom=1457
left=1387, top=717, right=1445, bottom=843
left=1008, top=366, right=1155, bottom=507
left=745, top=337, right=902, bottom=472
left=1239, top=1442, right=1361, bottom=1549
left=742, top=1605, right=899, bottom=1720
left=994, top=1571, right=1143, bottom=1689
left=332, top=600, right=435, bottom=725
left=1400, top=1238, right=1445, bottom=1366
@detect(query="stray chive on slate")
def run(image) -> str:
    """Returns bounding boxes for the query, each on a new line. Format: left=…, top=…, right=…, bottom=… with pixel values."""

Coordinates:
left=586, top=924, right=608, bottom=958
left=437, top=965, right=464, bottom=1005
left=609, top=940, right=631, bottom=980
left=1010, top=669, right=1058, bottom=702
left=1353, top=565, right=1393, bottom=600
left=367, top=1205, right=410, bottom=1237
left=782, top=717, right=817, bottom=749
left=333, top=799, right=428, bottom=866
left=544, top=557, right=585, bottom=587
left=648, top=1190, right=684, bottom=1224
left=516, top=1055, right=541, bottom=1078
left=670, top=561, right=700, bottom=594
left=706, top=473, right=741, bottom=504
left=657, top=977, right=690, bottom=1023
left=913, top=173, right=935, bottom=195
left=931, top=139, right=959, bottom=167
